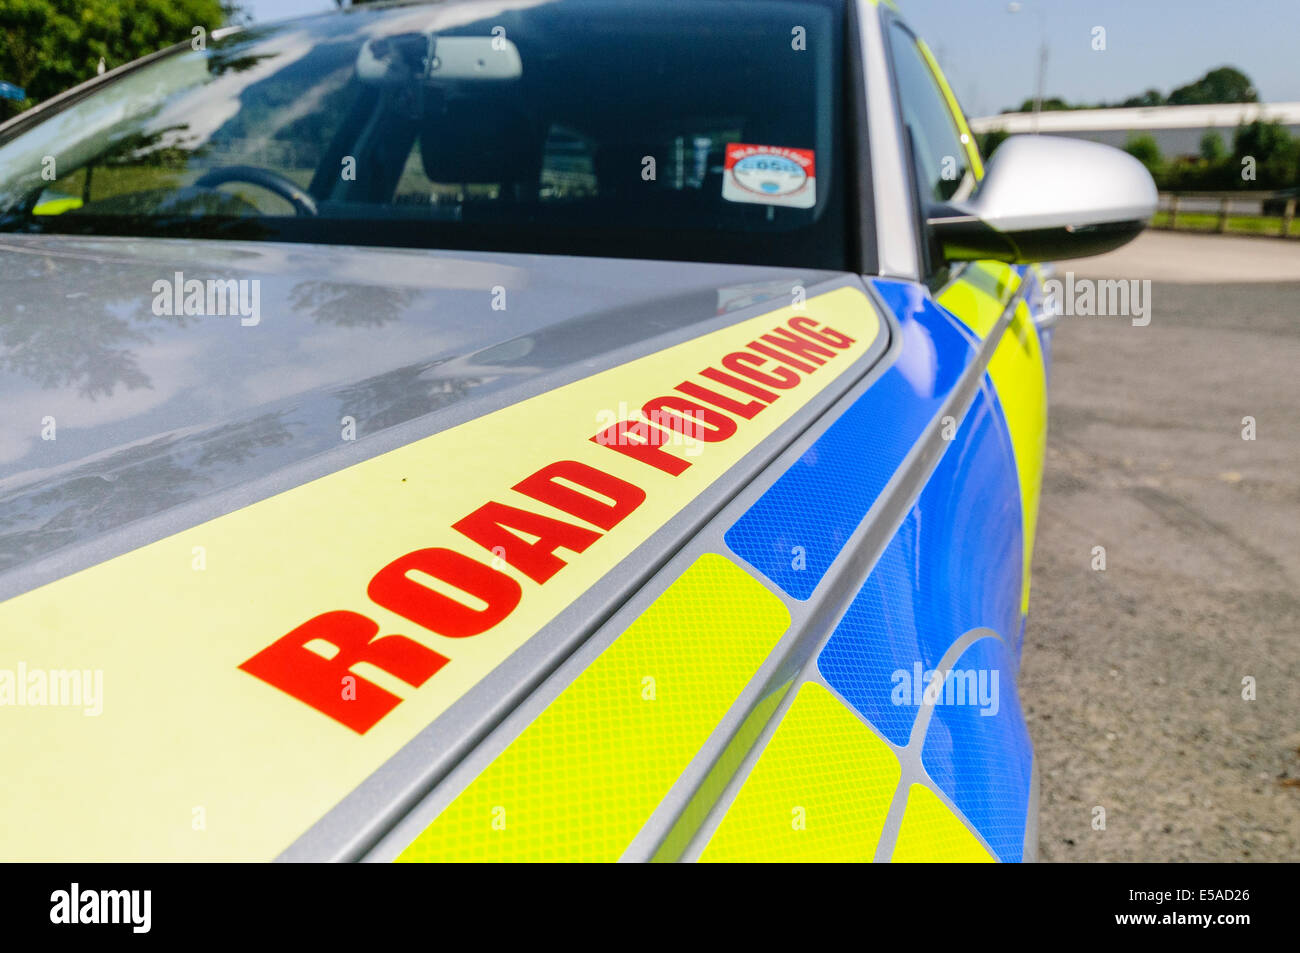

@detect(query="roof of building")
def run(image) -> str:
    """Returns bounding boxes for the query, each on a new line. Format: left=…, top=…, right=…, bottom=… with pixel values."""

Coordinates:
left=969, top=101, right=1300, bottom=134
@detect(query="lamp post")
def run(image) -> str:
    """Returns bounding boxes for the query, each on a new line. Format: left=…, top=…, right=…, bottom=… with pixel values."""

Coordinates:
left=1007, top=1, right=1048, bottom=134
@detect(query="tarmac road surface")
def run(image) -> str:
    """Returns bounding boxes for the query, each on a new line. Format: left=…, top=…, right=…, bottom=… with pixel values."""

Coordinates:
left=1023, top=231, right=1300, bottom=861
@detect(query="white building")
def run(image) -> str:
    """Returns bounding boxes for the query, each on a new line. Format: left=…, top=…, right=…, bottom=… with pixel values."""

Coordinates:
left=969, top=102, right=1300, bottom=157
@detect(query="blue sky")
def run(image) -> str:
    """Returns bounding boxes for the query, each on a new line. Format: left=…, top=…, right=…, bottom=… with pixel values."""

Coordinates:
left=243, top=0, right=1300, bottom=118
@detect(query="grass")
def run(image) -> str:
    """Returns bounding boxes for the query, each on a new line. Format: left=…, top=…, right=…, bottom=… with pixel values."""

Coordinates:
left=1152, top=210, right=1299, bottom=239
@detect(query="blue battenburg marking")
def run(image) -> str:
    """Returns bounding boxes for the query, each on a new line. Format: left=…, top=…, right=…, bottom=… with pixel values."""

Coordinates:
left=724, top=279, right=977, bottom=599
left=922, top=634, right=1033, bottom=863
left=726, top=276, right=1033, bottom=859
left=816, top=381, right=1022, bottom=746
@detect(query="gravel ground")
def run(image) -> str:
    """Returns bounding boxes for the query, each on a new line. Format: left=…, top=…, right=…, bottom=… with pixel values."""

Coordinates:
left=1020, top=253, right=1300, bottom=861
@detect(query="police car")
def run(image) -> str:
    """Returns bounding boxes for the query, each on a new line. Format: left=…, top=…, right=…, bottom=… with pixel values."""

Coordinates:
left=0, top=0, right=1155, bottom=862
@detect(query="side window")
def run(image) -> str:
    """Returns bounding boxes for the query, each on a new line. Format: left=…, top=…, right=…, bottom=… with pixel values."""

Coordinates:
left=887, top=23, right=977, bottom=205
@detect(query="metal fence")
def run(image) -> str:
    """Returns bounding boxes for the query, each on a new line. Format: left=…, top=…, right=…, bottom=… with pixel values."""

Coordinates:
left=1158, top=190, right=1298, bottom=236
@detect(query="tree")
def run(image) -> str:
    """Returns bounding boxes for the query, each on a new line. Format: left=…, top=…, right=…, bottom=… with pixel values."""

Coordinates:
left=1002, top=66, right=1257, bottom=114
left=1010, top=96, right=1073, bottom=113
left=978, top=128, right=1010, bottom=157
left=220, top=1, right=252, bottom=26
left=1123, top=134, right=1163, bottom=175
left=0, top=0, right=227, bottom=118
left=1232, top=120, right=1298, bottom=188
left=1120, top=89, right=1166, bottom=108
left=1234, top=120, right=1293, bottom=162
left=1167, top=66, right=1257, bottom=106
left=1199, top=130, right=1226, bottom=162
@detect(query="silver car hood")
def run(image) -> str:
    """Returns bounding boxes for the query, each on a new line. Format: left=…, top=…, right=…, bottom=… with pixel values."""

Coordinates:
left=0, top=235, right=838, bottom=592
left=0, top=234, right=897, bottom=861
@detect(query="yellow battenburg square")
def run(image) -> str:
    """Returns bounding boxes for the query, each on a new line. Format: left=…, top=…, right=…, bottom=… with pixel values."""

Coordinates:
left=700, top=682, right=900, bottom=862
left=891, top=784, right=995, bottom=863
left=397, top=553, right=791, bottom=862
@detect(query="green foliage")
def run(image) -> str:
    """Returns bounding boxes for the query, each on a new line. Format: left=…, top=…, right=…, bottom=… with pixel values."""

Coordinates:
left=1154, top=122, right=1299, bottom=191
left=220, top=2, right=252, bottom=27
left=1123, top=133, right=1163, bottom=174
left=0, top=0, right=226, bottom=118
left=1119, top=88, right=1166, bottom=108
left=1010, top=96, right=1072, bottom=113
left=1233, top=119, right=1293, bottom=164
left=1167, top=66, right=1257, bottom=106
left=978, top=128, right=1010, bottom=157
left=1006, top=66, right=1257, bottom=113
left=1199, top=130, right=1226, bottom=162
left=1230, top=120, right=1300, bottom=188
left=1159, top=155, right=1231, bottom=191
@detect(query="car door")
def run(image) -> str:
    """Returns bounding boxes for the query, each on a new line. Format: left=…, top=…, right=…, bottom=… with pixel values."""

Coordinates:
left=783, top=8, right=1053, bottom=861
left=886, top=13, right=1050, bottom=628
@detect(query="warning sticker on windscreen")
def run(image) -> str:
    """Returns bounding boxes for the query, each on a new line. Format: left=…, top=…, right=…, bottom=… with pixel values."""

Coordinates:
left=722, top=143, right=816, bottom=208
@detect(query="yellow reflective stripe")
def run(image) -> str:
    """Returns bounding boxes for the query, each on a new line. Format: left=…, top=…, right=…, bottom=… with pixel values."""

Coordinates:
left=396, top=553, right=790, bottom=862
left=938, top=261, right=1022, bottom=339
left=988, top=299, right=1047, bottom=615
left=938, top=263, right=1046, bottom=615
left=699, top=683, right=900, bottom=862
left=917, top=39, right=985, bottom=180
left=651, top=677, right=793, bottom=862
left=0, top=287, right=880, bottom=861
left=32, top=196, right=83, bottom=215
left=890, top=784, right=995, bottom=862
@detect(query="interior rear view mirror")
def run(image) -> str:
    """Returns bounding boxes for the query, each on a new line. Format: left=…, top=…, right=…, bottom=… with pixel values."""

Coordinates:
left=357, top=34, right=522, bottom=85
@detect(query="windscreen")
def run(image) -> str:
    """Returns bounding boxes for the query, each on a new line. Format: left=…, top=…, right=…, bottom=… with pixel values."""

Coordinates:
left=0, top=0, right=851, bottom=269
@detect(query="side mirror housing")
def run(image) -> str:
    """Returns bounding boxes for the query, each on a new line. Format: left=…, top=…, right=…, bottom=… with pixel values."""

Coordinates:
left=929, top=135, right=1158, bottom=264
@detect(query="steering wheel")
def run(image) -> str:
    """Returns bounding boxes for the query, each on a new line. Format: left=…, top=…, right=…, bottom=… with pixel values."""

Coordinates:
left=194, top=165, right=318, bottom=216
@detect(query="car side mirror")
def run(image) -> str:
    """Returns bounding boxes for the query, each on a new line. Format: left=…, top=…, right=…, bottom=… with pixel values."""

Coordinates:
left=927, top=135, right=1158, bottom=264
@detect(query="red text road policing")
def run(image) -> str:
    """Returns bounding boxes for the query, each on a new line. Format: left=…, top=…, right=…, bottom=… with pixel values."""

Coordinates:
left=240, top=315, right=857, bottom=732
